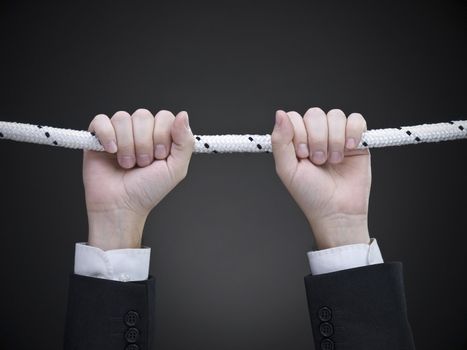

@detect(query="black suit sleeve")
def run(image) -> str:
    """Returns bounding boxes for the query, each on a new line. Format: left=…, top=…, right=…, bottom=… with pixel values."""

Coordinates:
left=304, top=262, right=415, bottom=350
left=64, top=274, right=155, bottom=350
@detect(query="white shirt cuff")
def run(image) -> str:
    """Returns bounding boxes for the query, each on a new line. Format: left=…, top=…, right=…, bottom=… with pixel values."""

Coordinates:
left=74, top=242, right=151, bottom=282
left=307, top=238, right=384, bottom=275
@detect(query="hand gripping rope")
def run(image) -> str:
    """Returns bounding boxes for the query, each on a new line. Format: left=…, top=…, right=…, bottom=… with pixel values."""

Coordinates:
left=0, top=120, right=466, bottom=153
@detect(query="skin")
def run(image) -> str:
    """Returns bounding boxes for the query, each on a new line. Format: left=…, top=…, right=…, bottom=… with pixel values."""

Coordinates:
left=83, top=109, right=194, bottom=250
left=83, top=107, right=370, bottom=251
left=271, top=108, right=371, bottom=249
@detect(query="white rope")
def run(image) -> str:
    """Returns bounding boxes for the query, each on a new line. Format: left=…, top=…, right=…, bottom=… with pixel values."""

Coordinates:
left=0, top=120, right=465, bottom=153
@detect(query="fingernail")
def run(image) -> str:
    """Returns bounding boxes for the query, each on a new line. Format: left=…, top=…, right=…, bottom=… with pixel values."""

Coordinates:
left=106, top=140, right=117, bottom=153
left=298, top=143, right=309, bottom=158
left=154, top=144, right=167, bottom=159
left=312, top=151, right=326, bottom=163
left=330, top=151, right=343, bottom=163
left=118, top=155, right=135, bottom=168
left=137, top=154, right=152, bottom=166
left=346, top=138, right=356, bottom=149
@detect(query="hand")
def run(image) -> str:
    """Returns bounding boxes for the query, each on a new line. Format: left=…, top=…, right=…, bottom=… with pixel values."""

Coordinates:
left=271, top=108, right=371, bottom=249
left=83, top=109, right=194, bottom=250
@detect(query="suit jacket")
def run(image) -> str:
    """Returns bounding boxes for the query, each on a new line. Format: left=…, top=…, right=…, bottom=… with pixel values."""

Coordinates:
left=64, top=263, right=415, bottom=350
left=305, top=262, right=415, bottom=350
left=64, top=274, right=155, bottom=350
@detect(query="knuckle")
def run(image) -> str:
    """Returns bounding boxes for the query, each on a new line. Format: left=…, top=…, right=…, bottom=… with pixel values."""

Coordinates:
left=89, top=114, right=107, bottom=128
left=132, top=108, right=153, bottom=120
left=306, top=107, right=325, bottom=116
left=348, top=112, right=363, bottom=121
left=348, top=113, right=367, bottom=132
left=287, top=111, right=302, bottom=119
left=327, top=109, right=346, bottom=120
left=155, top=109, right=175, bottom=119
left=92, top=114, right=108, bottom=123
left=111, top=111, right=131, bottom=123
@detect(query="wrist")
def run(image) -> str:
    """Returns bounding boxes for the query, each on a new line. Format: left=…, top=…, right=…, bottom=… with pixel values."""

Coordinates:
left=308, top=213, right=370, bottom=250
left=87, top=208, right=148, bottom=250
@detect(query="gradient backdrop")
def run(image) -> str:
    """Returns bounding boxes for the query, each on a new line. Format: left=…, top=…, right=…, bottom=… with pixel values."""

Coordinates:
left=0, top=1, right=466, bottom=349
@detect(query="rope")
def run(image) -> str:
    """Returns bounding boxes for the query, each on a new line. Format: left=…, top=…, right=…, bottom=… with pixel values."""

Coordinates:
left=0, top=120, right=465, bottom=153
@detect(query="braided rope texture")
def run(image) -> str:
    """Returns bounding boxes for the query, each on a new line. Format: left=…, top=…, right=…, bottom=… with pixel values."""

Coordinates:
left=0, top=120, right=465, bottom=153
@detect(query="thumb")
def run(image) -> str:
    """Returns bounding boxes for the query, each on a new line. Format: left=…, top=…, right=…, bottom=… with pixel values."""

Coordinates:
left=167, top=111, right=194, bottom=181
left=271, top=110, right=298, bottom=180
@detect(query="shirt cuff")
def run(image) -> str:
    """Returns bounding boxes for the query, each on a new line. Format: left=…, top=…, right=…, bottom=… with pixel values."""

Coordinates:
left=74, top=242, right=151, bottom=282
left=307, top=238, right=384, bottom=275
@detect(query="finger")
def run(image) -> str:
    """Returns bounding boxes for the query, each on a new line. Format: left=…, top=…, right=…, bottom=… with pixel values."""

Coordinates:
left=271, top=110, right=298, bottom=179
left=111, top=111, right=136, bottom=169
left=88, top=114, right=117, bottom=153
left=344, top=113, right=370, bottom=157
left=132, top=108, right=155, bottom=167
left=287, top=111, right=309, bottom=159
left=345, top=113, right=367, bottom=150
left=166, top=111, right=194, bottom=182
left=327, top=109, right=347, bottom=164
left=303, top=107, right=328, bottom=165
left=153, top=110, right=175, bottom=160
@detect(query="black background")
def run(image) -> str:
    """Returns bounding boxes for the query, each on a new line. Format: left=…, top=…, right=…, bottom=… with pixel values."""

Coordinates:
left=0, top=1, right=466, bottom=349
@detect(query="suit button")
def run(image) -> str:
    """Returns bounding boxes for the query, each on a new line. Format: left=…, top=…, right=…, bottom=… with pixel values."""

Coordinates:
left=319, top=322, right=334, bottom=337
left=320, top=338, right=334, bottom=350
left=125, top=311, right=140, bottom=326
left=125, top=327, right=140, bottom=343
left=318, top=307, right=332, bottom=321
left=125, top=345, right=139, bottom=350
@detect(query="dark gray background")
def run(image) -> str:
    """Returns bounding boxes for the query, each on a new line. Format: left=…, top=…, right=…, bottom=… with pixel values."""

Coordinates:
left=0, top=0, right=466, bottom=349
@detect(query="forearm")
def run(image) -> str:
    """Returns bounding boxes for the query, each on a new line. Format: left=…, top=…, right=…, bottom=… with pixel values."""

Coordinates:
left=87, top=209, right=148, bottom=250
left=81, top=207, right=152, bottom=282
left=308, top=213, right=370, bottom=250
